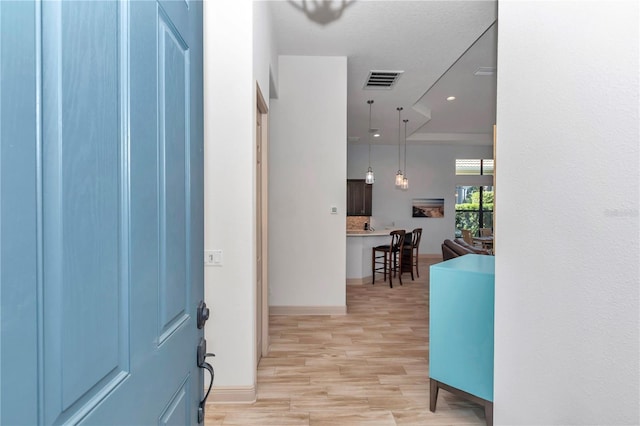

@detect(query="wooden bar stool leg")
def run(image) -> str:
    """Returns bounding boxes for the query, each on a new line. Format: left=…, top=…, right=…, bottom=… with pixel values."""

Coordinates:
left=387, top=250, right=393, bottom=288
left=409, top=251, right=414, bottom=281
left=383, top=250, right=388, bottom=281
left=392, top=251, right=396, bottom=277
left=371, top=248, right=375, bottom=284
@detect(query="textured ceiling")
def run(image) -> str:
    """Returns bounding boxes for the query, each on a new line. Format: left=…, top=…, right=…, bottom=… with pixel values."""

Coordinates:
left=268, top=0, right=497, bottom=146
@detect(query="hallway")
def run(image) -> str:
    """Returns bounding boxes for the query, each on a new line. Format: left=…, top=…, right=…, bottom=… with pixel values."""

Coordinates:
left=208, top=259, right=486, bottom=425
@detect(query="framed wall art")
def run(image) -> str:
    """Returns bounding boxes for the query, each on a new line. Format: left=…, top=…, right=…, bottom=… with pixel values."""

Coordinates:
left=412, top=198, right=444, bottom=218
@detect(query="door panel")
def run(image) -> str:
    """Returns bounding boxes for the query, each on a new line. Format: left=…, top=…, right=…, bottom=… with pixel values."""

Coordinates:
left=158, top=8, right=190, bottom=342
left=0, top=2, right=40, bottom=424
left=41, top=1, right=129, bottom=422
left=0, top=1, right=204, bottom=424
left=159, top=377, right=190, bottom=426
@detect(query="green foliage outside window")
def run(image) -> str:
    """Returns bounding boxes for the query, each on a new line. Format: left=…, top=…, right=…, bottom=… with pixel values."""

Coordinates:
left=455, top=190, right=494, bottom=236
left=470, top=190, right=493, bottom=205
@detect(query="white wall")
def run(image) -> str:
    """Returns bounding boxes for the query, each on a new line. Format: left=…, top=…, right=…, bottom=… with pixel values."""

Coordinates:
left=495, top=1, right=639, bottom=424
left=203, top=0, right=259, bottom=390
left=253, top=1, right=278, bottom=100
left=269, top=55, right=347, bottom=308
left=348, top=143, right=493, bottom=254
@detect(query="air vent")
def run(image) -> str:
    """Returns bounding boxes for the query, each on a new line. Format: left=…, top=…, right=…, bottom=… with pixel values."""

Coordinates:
left=473, top=67, right=496, bottom=76
left=364, top=70, right=404, bottom=89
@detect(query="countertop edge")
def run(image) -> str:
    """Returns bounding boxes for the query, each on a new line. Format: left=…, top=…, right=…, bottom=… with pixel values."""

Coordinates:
left=346, top=231, right=391, bottom=237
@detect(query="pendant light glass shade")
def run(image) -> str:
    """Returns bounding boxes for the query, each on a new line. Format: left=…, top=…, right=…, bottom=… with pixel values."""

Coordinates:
left=395, top=107, right=404, bottom=187
left=401, top=119, right=409, bottom=190
left=364, top=100, right=375, bottom=184
left=365, top=167, right=375, bottom=184
left=395, top=171, right=404, bottom=186
left=401, top=177, right=409, bottom=190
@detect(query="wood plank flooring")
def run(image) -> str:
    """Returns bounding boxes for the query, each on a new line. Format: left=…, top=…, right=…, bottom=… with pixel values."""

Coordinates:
left=207, top=259, right=487, bottom=425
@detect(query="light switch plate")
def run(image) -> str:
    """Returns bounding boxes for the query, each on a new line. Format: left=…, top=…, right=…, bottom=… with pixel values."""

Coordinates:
left=204, top=250, right=223, bottom=266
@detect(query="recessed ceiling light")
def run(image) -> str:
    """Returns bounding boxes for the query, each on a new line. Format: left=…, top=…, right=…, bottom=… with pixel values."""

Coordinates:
left=447, top=96, right=456, bottom=101
left=369, top=128, right=381, bottom=137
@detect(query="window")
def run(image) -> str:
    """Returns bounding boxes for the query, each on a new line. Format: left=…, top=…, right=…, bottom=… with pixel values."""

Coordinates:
left=455, top=159, right=494, bottom=176
left=455, top=159, right=494, bottom=237
left=455, top=185, right=493, bottom=236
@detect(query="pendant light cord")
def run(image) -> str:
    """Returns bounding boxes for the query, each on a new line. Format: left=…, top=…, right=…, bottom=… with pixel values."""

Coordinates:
left=365, top=100, right=375, bottom=184
left=396, top=107, right=403, bottom=172
left=403, top=119, right=408, bottom=177
left=367, top=100, right=373, bottom=168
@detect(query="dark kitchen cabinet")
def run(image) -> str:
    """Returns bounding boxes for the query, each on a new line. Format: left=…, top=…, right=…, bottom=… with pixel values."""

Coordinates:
left=347, top=179, right=372, bottom=216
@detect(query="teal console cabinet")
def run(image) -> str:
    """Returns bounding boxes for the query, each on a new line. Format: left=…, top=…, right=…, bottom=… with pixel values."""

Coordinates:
left=429, top=254, right=495, bottom=426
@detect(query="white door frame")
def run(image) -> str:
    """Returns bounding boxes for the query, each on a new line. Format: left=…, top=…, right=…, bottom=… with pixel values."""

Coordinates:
left=256, top=84, right=269, bottom=362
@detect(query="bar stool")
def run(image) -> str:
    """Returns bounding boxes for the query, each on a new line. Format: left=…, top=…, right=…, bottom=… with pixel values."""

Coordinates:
left=372, top=230, right=405, bottom=288
left=402, top=228, right=422, bottom=280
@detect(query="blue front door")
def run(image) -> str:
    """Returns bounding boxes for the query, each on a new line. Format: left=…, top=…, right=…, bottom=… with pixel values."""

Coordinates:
left=0, top=1, right=204, bottom=424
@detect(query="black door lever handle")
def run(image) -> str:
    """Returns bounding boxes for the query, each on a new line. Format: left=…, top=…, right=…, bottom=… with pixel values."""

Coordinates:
left=197, top=300, right=210, bottom=329
left=197, top=337, right=215, bottom=423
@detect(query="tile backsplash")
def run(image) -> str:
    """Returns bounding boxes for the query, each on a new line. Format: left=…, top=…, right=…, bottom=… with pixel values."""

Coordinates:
left=347, top=216, right=369, bottom=230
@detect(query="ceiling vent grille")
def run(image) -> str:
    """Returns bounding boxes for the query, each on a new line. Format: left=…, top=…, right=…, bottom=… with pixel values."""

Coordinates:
left=364, top=70, right=404, bottom=89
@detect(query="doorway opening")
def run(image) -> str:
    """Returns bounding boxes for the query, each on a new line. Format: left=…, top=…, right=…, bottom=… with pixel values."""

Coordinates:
left=256, top=84, right=269, bottom=367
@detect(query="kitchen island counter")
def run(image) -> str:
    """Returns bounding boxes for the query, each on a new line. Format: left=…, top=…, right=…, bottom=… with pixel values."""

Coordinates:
left=346, top=230, right=393, bottom=284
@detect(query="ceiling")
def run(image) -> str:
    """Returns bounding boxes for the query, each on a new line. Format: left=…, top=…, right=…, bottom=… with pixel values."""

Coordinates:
left=268, top=0, right=498, bottom=147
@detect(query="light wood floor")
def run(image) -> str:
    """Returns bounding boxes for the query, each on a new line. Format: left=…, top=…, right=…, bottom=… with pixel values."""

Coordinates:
left=207, top=259, right=486, bottom=425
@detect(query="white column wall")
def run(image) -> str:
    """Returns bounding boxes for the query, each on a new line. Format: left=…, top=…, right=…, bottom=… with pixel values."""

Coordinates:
left=269, top=55, right=347, bottom=308
left=203, top=0, right=255, bottom=388
left=348, top=143, right=493, bottom=254
left=253, top=1, right=278, bottom=100
left=495, top=1, right=639, bottom=424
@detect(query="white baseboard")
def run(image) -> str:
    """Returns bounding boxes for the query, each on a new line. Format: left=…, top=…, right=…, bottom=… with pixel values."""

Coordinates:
left=270, top=305, right=347, bottom=315
left=347, top=276, right=371, bottom=285
left=207, top=385, right=256, bottom=404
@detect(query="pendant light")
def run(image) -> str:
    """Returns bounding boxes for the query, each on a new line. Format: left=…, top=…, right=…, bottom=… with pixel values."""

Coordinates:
left=394, top=107, right=404, bottom=187
left=401, top=119, right=409, bottom=190
left=364, top=100, right=375, bottom=184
